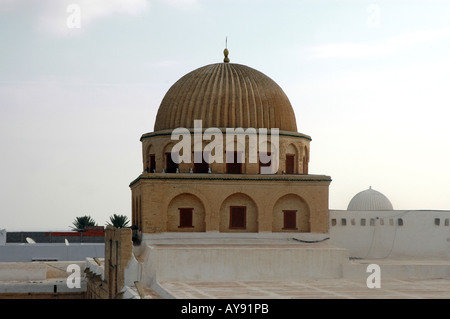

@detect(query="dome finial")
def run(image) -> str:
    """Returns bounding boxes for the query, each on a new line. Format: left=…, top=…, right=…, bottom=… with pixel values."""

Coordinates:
left=223, top=36, right=230, bottom=63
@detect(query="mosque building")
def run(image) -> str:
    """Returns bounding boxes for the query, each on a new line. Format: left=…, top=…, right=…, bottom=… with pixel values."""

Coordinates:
left=83, top=50, right=350, bottom=299
left=129, top=49, right=331, bottom=236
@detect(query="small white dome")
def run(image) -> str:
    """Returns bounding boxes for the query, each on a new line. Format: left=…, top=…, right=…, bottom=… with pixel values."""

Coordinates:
left=347, top=186, right=393, bottom=211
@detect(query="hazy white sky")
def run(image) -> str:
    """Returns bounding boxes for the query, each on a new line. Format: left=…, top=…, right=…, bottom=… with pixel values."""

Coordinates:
left=1, top=0, right=450, bottom=231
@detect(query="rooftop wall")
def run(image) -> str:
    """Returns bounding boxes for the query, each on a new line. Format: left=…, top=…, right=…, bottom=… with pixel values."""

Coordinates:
left=0, top=261, right=87, bottom=299
left=0, top=243, right=104, bottom=262
left=329, top=210, right=450, bottom=259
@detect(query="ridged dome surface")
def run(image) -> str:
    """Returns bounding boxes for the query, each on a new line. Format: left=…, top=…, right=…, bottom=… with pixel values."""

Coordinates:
left=347, top=187, right=394, bottom=211
left=154, top=63, right=297, bottom=132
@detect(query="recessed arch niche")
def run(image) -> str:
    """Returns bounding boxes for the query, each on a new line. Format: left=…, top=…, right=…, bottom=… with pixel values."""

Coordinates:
left=167, top=193, right=206, bottom=232
left=219, top=193, right=258, bottom=232
left=272, top=194, right=310, bottom=232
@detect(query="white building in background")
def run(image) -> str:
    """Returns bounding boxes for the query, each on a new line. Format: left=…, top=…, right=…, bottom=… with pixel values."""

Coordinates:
left=329, top=187, right=450, bottom=259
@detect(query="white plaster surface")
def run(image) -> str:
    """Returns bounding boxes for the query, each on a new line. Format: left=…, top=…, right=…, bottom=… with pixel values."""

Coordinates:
left=141, top=244, right=348, bottom=283
left=0, top=261, right=87, bottom=294
left=329, top=210, right=450, bottom=259
left=0, top=243, right=104, bottom=262
left=0, top=262, right=47, bottom=281
left=0, top=278, right=86, bottom=294
left=133, top=233, right=347, bottom=286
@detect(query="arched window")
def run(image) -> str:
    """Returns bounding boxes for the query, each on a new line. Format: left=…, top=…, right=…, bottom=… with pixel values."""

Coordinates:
left=272, top=194, right=310, bottom=232
left=285, top=144, right=297, bottom=174
left=220, top=193, right=258, bottom=232
left=145, top=145, right=156, bottom=173
left=285, top=154, right=295, bottom=174
left=226, top=151, right=243, bottom=174
left=146, top=154, right=155, bottom=173
left=193, top=151, right=209, bottom=173
left=167, top=193, right=206, bottom=232
left=165, top=152, right=178, bottom=173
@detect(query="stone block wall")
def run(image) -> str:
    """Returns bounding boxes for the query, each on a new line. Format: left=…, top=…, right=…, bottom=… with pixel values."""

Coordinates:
left=86, top=226, right=133, bottom=299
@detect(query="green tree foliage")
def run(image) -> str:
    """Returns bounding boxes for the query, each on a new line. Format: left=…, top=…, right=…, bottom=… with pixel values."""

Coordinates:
left=107, top=214, right=130, bottom=228
left=71, top=215, right=97, bottom=231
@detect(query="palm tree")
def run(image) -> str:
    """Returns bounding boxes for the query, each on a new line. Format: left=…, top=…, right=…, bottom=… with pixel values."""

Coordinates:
left=71, top=215, right=97, bottom=231
left=107, top=214, right=130, bottom=228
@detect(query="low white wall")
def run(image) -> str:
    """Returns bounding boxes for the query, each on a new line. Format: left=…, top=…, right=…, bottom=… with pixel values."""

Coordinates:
left=0, top=262, right=47, bottom=281
left=140, top=244, right=349, bottom=284
left=0, top=278, right=87, bottom=294
left=0, top=261, right=85, bottom=281
left=329, top=210, right=450, bottom=259
left=0, top=243, right=104, bottom=262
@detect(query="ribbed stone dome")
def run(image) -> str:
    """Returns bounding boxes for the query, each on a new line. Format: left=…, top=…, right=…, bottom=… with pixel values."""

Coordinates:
left=347, top=187, right=394, bottom=211
left=153, top=63, right=297, bottom=132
